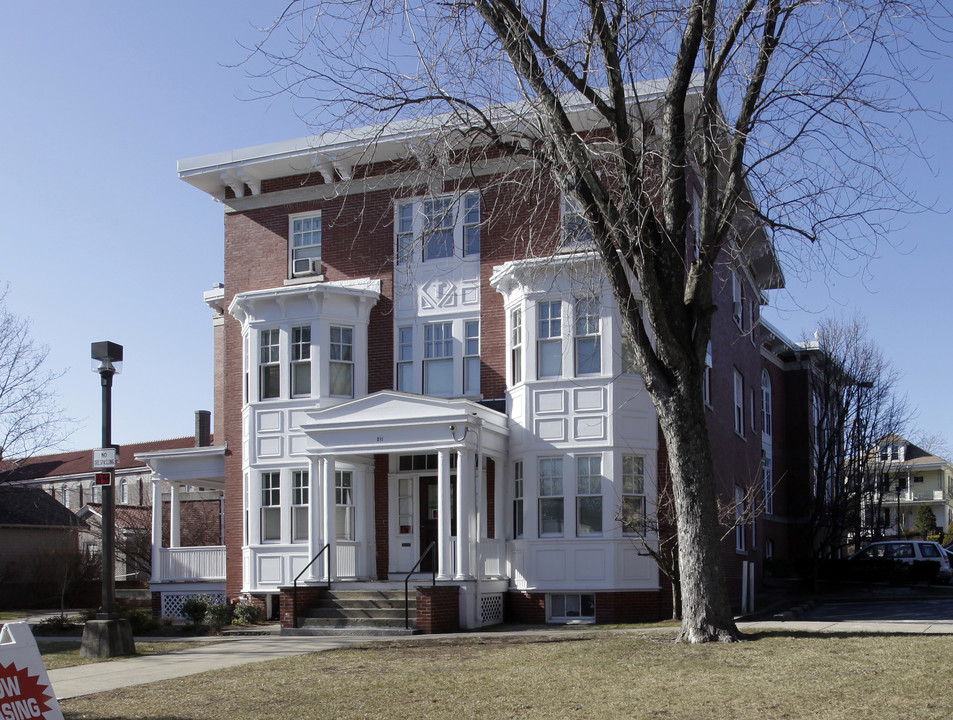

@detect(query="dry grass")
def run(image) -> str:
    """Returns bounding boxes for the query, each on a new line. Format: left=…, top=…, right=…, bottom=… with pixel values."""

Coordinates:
left=61, top=630, right=953, bottom=720
left=39, top=641, right=216, bottom=670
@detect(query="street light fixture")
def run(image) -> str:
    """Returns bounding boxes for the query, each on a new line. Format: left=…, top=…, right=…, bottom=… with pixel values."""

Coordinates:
left=80, top=341, right=135, bottom=658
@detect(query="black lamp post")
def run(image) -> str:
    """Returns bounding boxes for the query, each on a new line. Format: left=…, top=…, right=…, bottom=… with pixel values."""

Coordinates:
left=81, top=341, right=135, bottom=658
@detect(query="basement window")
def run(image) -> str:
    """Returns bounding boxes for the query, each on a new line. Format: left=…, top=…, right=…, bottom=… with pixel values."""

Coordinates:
left=548, top=594, right=595, bottom=624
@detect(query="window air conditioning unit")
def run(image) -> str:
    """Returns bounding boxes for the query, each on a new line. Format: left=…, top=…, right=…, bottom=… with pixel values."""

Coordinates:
left=293, top=258, right=319, bottom=276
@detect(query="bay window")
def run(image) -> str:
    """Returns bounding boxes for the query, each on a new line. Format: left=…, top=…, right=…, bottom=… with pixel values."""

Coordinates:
left=259, top=330, right=280, bottom=400
left=329, top=326, right=354, bottom=397
left=261, top=472, right=280, bottom=542
left=537, top=300, right=562, bottom=379
left=291, top=325, right=311, bottom=397
left=292, top=470, right=308, bottom=542
left=622, top=455, right=646, bottom=535
left=538, top=458, right=564, bottom=536
left=574, top=297, right=601, bottom=376
left=575, top=455, right=603, bottom=536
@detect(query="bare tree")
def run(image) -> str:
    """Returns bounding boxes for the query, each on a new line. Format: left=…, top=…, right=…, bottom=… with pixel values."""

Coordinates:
left=244, top=0, right=947, bottom=642
left=805, top=315, right=911, bottom=575
left=0, top=286, right=72, bottom=472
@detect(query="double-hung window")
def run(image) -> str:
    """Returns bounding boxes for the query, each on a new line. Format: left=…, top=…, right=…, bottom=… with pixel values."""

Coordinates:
left=396, top=326, right=414, bottom=392
left=463, top=194, right=480, bottom=256
left=513, top=461, right=524, bottom=539
left=762, top=450, right=774, bottom=515
left=423, top=322, right=453, bottom=395
left=260, top=330, right=280, bottom=400
left=622, top=455, right=646, bottom=535
left=538, top=458, right=564, bottom=536
left=464, top=321, right=480, bottom=395
left=735, top=486, right=746, bottom=552
left=292, top=470, right=309, bottom=542
left=329, top=326, right=353, bottom=397
left=575, top=455, right=603, bottom=536
left=261, top=472, right=281, bottom=542
left=291, top=326, right=311, bottom=397
left=761, top=370, right=772, bottom=436
left=423, top=197, right=454, bottom=261
left=335, top=471, right=355, bottom=541
left=537, top=301, right=562, bottom=379
left=732, top=271, right=744, bottom=329
left=510, top=309, right=523, bottom=385
left=574, top=297, right=601, bottom=376
left=733, top=369, right=744, bottom=436
left=562, top=194, right=592, bottom=247
left=290, top=212, right=321, bottom=276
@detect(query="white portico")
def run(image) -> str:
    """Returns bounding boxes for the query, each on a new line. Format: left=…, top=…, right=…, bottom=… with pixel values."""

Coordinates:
left=298, top=391, right=509, bottom=586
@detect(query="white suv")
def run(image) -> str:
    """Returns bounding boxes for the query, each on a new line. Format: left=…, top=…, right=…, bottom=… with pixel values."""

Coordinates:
left=850, top=541, right=953, bottom=582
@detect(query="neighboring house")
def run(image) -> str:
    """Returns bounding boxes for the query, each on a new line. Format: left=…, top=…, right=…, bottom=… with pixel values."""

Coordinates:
left=0, top=487, right=86, bottom=608
left=871, top=436, right=953, bottom=537
left=144, top=79, right=796, bottom=630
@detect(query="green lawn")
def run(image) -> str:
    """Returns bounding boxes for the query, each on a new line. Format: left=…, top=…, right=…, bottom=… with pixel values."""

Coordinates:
left=60, top=630, right=953, bottom=719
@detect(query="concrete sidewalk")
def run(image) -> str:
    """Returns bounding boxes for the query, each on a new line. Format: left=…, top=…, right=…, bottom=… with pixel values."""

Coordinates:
left=36, top=613, right=953, bottom=701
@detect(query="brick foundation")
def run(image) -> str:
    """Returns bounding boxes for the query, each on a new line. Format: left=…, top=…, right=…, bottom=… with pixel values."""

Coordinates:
left=278, top=586, right=325, bottom=629
left=415, top=585, right=460, bottom=634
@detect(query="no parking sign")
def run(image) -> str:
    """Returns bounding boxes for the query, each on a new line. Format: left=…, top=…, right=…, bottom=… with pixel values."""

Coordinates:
left=0, top=623, right=63, bottom=720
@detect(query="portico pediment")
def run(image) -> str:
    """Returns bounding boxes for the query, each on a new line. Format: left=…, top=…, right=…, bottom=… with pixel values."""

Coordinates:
left=299, top=391, right=508, bottom=456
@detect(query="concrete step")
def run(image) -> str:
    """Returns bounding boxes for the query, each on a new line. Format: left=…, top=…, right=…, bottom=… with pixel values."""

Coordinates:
left=281, top=625, right=418, bottom=637
left=299, top=616, right=413, bottom=628
left=303, top=607, right=410, bottom=620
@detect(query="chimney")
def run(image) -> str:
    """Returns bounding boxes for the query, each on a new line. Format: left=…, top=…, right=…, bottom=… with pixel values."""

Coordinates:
left=195, top=410, right=211, bottom=447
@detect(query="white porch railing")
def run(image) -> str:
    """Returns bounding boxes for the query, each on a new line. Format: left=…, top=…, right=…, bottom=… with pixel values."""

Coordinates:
left=155, top=546, right=226, bottom=582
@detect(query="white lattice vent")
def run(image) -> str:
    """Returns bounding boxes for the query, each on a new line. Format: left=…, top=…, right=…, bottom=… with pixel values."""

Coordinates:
left=479, top=593, right=504, bottom=626
left=161, top=592, right=227, bottom=620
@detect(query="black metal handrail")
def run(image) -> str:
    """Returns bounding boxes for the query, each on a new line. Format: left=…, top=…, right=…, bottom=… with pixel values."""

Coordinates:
left=292, top=543, right=331, bottom=629
left=403, top=541, right=436, bottom=629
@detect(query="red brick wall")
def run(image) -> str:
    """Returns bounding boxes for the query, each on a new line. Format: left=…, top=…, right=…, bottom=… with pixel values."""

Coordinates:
left=506, top=591, right=546, bottom=624
left=595, top=591, right=667, bottom=623
left=415, top=585, right=460, bottom=634
left=278, top=585, right=325, bottom=629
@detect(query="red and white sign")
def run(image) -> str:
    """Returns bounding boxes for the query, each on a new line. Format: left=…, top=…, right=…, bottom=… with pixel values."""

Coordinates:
left=0, top=623, right=63, bottom=720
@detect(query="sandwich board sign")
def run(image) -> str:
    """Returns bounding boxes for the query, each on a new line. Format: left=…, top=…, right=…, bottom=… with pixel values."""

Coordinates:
left=0, top=622, right=63, bottom=720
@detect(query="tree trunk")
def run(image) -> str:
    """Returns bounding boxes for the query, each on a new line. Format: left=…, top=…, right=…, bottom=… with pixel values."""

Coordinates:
left=658, top=394, right=740, bottom=642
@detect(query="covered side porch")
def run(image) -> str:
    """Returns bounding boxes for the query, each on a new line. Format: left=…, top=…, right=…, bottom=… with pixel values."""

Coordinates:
left=135, top=444, right=226, bottom=619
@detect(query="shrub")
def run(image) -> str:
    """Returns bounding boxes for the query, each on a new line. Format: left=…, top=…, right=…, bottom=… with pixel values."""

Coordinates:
left=120, top=607, right=162, bottom=635
left=232, top=600, right=264, bottom=625
left=182, top=596, right=209, bottom=627
left=205, top=601, right=232, bottom=632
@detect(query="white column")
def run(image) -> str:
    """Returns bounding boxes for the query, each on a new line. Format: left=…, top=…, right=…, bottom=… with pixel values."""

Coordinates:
left=307, top=455, right=321, bottom=581
left=322, top=455, right=337, bottom=580
left=437, top=449, right=453, bottom=580
left=150, top=478, right=163, bottom=583
left=455, top=447, right=475, bottom=579
left=169, top=484, right=181, bottom=548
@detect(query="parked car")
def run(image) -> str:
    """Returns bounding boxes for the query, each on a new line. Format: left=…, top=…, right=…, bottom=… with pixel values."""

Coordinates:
left=849, top=541, right=953, bottom=583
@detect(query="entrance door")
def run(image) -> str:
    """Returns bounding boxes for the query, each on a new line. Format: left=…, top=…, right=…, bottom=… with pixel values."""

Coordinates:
left=419, top=476, right=438, bottom=572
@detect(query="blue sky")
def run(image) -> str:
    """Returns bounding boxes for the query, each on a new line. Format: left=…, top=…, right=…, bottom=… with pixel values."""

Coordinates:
left=1, top=3, right=950, bottom=454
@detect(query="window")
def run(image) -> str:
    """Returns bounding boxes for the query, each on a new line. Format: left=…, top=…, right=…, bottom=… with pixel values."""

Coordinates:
left=118, top=479, right=128, bottom=505
left=398, top=477, right=413, bottom=535
left=260, top=329, right=280, bottom=400
left=762, top=450, right=774, bottom=515
left=464, top=320, right=480, bottom=395
left=549, top=594, right=595, bottom=622
left=290, top=212, right=321, bottom=276
left=397, top=326, right=414, bottom=392
left=731, top=271, right=743, bottom=329
left=537, top=300, right=562, bottom=379
left=513, top=461, right=524, bottom=539
left=761, top=370, right=772, bottom=436
left=291, top=326, right=312, bottom=397
left=622, top=455, right=646, bottom=534
left=733, top=370, right=744, bottom=436
left=576, top=455, right=603, bottom=536
left=423, top=322, right=453, bottom=395
left=511, top=309, right=523, bottom=385
left=261, top=472, right=281, bottom=542
left=336, top=471, right=355, bottom=541
left=538, top=458, right=564, bottom=536
left=463, top=194, right=480, bottom=256
left=574, top=297, right=601, bottom=376
left=329, top=326, right=354, bottom=397
left=423, top=197, right=454, bottom=260
left=735, top=486, right=746, bottom=552
left=90, top=482, right=99, bottom=504
left=703, top=342, right=712, bottom=407
left=292, top=470, right=309, bottom=542
left=562, top=195, right=592, bottom=247
left=620, top=307, right=643, bottom=374
left=396, top=194, right=481, bottom=264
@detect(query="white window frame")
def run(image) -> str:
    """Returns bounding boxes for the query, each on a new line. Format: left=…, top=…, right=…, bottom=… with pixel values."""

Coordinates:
left=335, top=470, right=355, bottom=541
left=259, top=329, right=281, bottom=400
left=622, top=455, right=646, bottom=535
left=538, top=457, right=564, bottom=537
left=561, top=194, right=593, bottom=247
left=575, top=455, right=603, bottom=536
left=423, top=321, right=454, bottom=395
left=292, top=470, right=309, bottom=542
left=464, top=320, right=480, bottom=396
left=761, top=369, right=772, bottom=437
left=513, top=460, right=524, bottom=539
left=329, top=325, right=354, bottom=398
left=537, top=300, right=563, bottom=379
left=261, top=471, right=281, bottom=543
left=573, top=297, right=601, bottom=376
left=733, top=369, right=745, bottom=436
left=291, top=325, right=312, bottom=398
left=395, top=193, right=481, bottom=264
left=289, top=211, right=322, bottom=277
left=549, top=593, right=595, bottom=623
left=396, top=325, right=414, bottom=392
left=510, top=308, right=523, bottom=386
